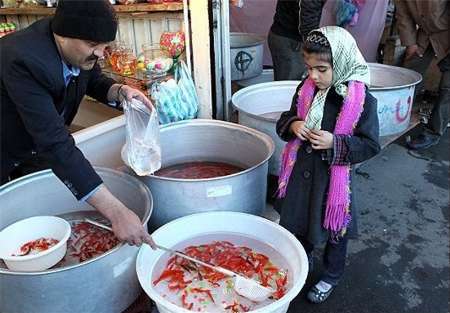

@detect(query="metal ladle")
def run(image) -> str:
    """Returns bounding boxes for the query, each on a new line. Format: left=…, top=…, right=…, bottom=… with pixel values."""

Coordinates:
left=84, top=218, right=275, bottom=302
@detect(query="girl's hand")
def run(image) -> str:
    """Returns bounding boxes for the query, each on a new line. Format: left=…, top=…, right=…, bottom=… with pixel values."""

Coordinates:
left=290, top=120, right=311, bottom=141
left=309, top=129, right=333, bottom=149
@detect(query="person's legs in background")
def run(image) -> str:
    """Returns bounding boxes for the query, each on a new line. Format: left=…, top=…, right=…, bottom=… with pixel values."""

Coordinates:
left=403, top=46, right=434, bottom=97
left=268, top=31, right=305, bottom=81
left=428, top=57, right=449, bottom=136
left=407, top=54, right=449, bottom=150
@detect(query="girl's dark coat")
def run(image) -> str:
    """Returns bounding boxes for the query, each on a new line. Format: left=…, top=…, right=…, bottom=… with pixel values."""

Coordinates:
left=275, top=80, right=380, bottom=244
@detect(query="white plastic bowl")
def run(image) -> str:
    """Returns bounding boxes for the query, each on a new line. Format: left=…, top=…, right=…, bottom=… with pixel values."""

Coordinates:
left=0, top=216, right=71, bottom=272
left=136, top=211, right=308, bottom=313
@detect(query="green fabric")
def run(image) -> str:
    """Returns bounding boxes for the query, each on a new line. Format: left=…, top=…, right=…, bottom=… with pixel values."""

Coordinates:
left=304, top=26, right=371, bottom=130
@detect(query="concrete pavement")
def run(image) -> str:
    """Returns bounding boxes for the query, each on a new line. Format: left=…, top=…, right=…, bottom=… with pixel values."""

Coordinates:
left=287, top=129, right=449, bottom=313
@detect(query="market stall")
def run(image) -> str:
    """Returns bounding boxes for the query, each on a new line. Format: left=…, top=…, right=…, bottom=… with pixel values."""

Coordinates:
left=1, top=1, right=443, bottom=313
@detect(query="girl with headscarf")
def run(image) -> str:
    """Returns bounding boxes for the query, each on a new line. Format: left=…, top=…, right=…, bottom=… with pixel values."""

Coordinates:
left=275, top=26, right=380, bottom=303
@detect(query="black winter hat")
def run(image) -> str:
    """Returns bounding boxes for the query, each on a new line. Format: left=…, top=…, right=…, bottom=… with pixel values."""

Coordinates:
left=51, top=0, right=118, bottom=43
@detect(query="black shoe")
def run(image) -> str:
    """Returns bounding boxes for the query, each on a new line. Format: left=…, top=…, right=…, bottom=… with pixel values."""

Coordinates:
left=407, top=132, right=440, bottom=150
left=307, top=281, right=335, bottom=304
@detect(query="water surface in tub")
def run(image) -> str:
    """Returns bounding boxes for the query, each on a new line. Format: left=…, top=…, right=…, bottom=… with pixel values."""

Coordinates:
left=155, top=161, right=245, bottom=179
left=152, top=232, right=292, bottom=312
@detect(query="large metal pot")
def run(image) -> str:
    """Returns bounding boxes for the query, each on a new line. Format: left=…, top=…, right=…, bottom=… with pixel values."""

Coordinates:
left=232, top=63, right=422, bottom=175
left=369, top=63, right=422, bottom=136
left=232, top=81, right=299, bottom=176
left=230, top=32, right=265, bottom=81
left=131, top=119, right=274, bottom=231
left=0, top=167, right=153, bottom=313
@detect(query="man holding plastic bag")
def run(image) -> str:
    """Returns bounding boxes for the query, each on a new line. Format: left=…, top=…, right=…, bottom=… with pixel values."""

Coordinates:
left=1, top=0, right=155, bottom=247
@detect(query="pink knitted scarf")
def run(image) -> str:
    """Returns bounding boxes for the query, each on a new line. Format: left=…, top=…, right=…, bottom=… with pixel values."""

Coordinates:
left=277, top=78, right=366, bottom=236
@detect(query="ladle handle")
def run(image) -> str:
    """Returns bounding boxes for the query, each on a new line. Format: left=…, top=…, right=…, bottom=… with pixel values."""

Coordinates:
left=154, top=244, right=235, bottom=277
left=84, top=218, right=112, bottom=231
left=83, top=219, right=236, bottom=277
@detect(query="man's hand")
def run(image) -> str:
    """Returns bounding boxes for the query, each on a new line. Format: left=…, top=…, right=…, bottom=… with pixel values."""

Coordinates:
left=87, top=185, right=156, bottom=248
left=109, top=206, right=155, bottom=247
left=119, top=85, right=154, bottom=111
left=309, top=129, right=333, bottom=150
left=290, top=120, right=311, bottom=141
left=108, top=83, right=154, bottom=111
left=405, top=44, right=423, bottom=61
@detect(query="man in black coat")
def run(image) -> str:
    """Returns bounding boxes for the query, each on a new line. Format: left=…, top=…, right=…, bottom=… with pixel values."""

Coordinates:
left=268, top=0, right=325, bottom=80
left=0, top=0, right=154, bottom=247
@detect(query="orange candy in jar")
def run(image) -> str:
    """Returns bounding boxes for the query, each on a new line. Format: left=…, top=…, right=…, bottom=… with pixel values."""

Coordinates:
left=117, top=47, right=137, bottom=76
left=106, top=42, right=122, bottom=72
left=107, top=42, right=137, bottom=76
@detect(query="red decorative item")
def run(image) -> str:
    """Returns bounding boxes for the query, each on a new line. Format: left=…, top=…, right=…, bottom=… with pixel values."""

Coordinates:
left=159, top=31, right=185, bottom=58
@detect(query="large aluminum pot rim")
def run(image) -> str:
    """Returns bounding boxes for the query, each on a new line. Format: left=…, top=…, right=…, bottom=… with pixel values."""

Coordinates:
left=232, top=80, right=301, bottom=123
left=0, top=167, right=153, bottom=276
left=233, top=63, right=423, bottom=122
left=151, top=119, right=274, bottom=182
left=368, top=63, right=422, bottom=91
left=230, top=32, right=266, bottom=48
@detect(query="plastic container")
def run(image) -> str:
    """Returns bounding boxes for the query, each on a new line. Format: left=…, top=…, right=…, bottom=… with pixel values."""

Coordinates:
left=136, top=211, right=308, bottom=313
left=0, top=216, right=71, bottom=272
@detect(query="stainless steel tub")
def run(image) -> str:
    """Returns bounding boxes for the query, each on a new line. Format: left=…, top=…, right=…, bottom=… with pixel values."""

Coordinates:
left=129, top=119, right=274, bottom=231
left=231, top=63, right=422, bottom=175
left=232, top=81, right=299, bottom=175
left=369, top=63, right=422, bottom=136
left=230, top=32, right=265, bottom=81
left=0, top=167, right=153, bottom=313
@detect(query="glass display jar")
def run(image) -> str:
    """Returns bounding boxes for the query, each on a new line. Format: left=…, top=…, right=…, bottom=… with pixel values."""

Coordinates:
left=137, top=43, right=173, bottom=78
left=117, top=47, right=137, bottom=76
left=106, top=42, right=137, bottom=76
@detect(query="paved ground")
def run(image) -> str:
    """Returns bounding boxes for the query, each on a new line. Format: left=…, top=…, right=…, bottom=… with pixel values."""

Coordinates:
left=130, top=128, right=449, bottom=313
left=287, top=128, right=449, bottom=313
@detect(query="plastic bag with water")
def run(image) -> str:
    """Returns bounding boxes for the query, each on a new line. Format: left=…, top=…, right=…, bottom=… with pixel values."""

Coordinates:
left=122, top=98, right=161, bottom=176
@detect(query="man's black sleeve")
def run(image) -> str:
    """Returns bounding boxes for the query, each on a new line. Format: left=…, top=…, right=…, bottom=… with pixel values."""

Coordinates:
left=3, top=58, right=103, bottom=200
